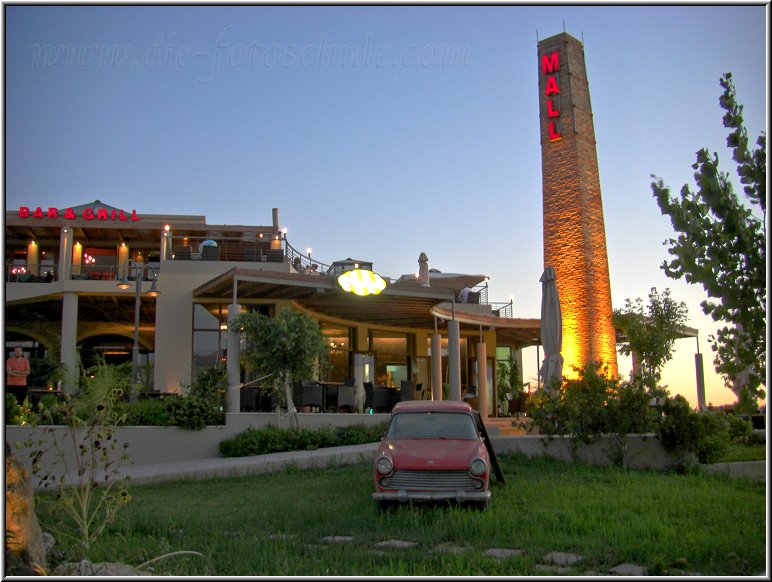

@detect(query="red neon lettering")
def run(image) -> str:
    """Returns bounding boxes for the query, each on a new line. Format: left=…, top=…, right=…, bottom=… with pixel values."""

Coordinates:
left=83, top=208, right=94, bottom=219
left=131, top=210, right=140, bottom=221
left=547, top=99, right=560, bottom=118
left=47, top=208, right=59, bottom=218
left=97, top=208, right=108, bottom=220
left=33, top=207, right=44, bottom=218
left=541, top=51, right=559, bottom=74
left=19, top=207, right=29, bottom=218
left=548, top=121, right=562, bottom=141
left=118, top=210, right=126, bottom=221
left=64, top=208, right=76, bottom=219
left=545, top=76, right=560, bottom=96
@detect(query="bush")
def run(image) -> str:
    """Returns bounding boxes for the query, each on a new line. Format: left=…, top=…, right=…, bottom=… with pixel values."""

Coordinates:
left=168, top=397, right=224, bottom=431
left=5, top=393, right=25, bottom=425
left=218, top=422, right=388, bottom=457
left=657, top=395, right=730, bottom=471
left=168, top=366, right=227, bottom=430
left=114, top=398, right=176, bottom=426
left=726, top=414, right=754, bottom=445
left=528, top=363, right=664, bottom=466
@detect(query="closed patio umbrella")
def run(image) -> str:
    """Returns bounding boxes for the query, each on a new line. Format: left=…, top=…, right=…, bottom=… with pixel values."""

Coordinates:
left=418, top=252, right=430, bottom=287
left=539, top=266, right=563, bottom=388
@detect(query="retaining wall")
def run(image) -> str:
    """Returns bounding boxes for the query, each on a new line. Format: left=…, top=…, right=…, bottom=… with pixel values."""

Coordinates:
left=5, top=416, right=764, bottom=480
left=490, top=434, right=673, bottom=471
left=5, top=412, right=390, bottom=471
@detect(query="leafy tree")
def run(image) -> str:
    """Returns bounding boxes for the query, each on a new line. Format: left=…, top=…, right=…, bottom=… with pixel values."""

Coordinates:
left=651, top=72, right=766, bottom=411
left=233, top=308, right=328, bottom=424
left=613, top=287, right=689, bottom=388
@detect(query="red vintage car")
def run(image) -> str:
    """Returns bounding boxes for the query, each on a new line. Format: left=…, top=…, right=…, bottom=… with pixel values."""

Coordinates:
left=372, top=400, right=504, bottom=510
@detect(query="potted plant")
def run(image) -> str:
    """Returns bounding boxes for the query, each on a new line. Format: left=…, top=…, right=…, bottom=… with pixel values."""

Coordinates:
left=496, top=355, right=524, bottom=416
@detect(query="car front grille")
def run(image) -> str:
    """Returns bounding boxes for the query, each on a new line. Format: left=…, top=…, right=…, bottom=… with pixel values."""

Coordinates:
left=380, top=470, right=482, bottom=491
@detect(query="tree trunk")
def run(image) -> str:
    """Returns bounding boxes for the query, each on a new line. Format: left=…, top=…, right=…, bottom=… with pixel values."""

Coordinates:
left=283, top=375, right=299, bottom=428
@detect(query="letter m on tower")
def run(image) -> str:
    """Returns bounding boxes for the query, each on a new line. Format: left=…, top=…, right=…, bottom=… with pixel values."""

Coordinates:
left=541, top=51, right=559, bottom=74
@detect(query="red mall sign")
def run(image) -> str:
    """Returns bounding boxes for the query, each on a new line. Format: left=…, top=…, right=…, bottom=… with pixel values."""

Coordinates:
left=541, top=50, right=562, bottom=141
left=18, top=206, right=140, bottom=222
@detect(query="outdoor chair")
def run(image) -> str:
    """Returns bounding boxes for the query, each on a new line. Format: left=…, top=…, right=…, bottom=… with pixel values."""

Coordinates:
left=372, top=387, right=392, bottom=413
left=292, top=381, right=303, bottom=408
left=399, top=380, right=417, bottom=402
left=336, top=386, right=356, bottom=413
left=324, top=385, right=338, bottom=411
left=299, top=382, right=323, bottom=412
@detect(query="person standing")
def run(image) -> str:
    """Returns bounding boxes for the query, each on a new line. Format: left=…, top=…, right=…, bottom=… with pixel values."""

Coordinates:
left=6, top=345, right=30, bottom=405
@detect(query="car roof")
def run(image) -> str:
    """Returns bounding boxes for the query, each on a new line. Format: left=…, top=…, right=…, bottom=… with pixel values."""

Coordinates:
left=390, top=400, right=475, bottom=414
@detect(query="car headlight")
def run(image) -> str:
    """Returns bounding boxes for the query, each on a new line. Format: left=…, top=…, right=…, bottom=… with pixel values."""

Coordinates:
left=376, top=456, right=393, bottom=475
left=469, top=457, right=487, bottom=476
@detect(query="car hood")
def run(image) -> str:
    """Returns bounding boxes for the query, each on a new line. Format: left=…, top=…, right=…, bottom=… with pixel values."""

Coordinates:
left=379, top=438, right=487, bottom=471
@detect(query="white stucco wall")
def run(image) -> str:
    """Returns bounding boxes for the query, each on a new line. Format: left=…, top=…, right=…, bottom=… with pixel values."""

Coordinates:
left=153, top=260, right=287, bottom=393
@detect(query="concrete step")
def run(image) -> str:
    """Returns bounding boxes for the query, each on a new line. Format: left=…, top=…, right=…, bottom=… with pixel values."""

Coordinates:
left=484, top=417, right=536, bottom=437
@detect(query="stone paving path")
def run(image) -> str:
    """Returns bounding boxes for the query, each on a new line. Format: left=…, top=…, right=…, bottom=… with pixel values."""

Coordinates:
left=53, top=534, right=759, bottom=576
left=318, top=536, right=659, bottom=576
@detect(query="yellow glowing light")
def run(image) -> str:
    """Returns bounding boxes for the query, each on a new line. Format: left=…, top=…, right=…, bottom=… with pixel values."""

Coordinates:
left=337, top=268, right=386, bottom=296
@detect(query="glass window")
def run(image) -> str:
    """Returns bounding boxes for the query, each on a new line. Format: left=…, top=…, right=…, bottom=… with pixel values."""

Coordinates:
left=320, top=323, right=351, bottom=382
left=386, top=412, right=478, bottom=439
left=193, top=304, right=226, bottom=376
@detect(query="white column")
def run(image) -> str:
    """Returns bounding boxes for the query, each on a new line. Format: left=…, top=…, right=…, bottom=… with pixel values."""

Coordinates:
left=353, top=353, right=366, bottom=412
left=477, top=341, right=488, bottom=420
left=61, top=293, right=79, bottom=394
left=431, top=333, right=442, bottom=400
left=161, top=226, right=172, bottom=262
left=448, top=320, right=461, bottom=401
left=117, top=243, right=129, bottom=280
left=226, top=303, right=242, bottom=414
left=71, top=242, right=83, bottom=276
left=27, top=242, right=40, bottom=276
left=58, top=227, right=73, bottom=281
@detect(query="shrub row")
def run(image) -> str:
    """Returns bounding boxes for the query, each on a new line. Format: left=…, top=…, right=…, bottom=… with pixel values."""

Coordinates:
left=527, top=363, right=762, bottom=472
left=218, top=422, right=389, bottom=458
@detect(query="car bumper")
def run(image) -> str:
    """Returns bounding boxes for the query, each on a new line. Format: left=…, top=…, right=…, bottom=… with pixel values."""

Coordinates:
left=372, top=490, right=491, bottom=503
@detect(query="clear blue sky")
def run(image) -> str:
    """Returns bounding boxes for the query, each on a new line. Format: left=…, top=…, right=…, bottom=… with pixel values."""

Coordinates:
left=4, top=4, right=767, bottom=408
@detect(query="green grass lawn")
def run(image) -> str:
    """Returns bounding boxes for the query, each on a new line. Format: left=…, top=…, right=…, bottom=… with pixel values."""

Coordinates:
left=38, top=453, right=766, bottom=576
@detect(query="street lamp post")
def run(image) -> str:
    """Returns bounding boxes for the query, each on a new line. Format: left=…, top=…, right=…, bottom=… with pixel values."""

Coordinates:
left=117, top=259, right=160, bottom=402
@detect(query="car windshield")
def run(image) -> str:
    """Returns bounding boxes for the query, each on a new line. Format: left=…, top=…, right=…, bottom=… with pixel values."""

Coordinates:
left=386, top=411, right=479, bottom=440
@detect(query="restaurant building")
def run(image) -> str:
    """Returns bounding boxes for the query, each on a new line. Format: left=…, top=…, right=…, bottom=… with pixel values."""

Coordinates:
left=5, top=200, right=543, bottom=416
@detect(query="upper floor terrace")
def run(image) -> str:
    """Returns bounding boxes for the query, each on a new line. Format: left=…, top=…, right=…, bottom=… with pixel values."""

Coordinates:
left=5, top=200, right=512, bottom=317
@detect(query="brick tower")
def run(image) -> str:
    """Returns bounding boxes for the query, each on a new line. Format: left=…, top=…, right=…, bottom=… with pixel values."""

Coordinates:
left=537, top=32, right=618, bottom=378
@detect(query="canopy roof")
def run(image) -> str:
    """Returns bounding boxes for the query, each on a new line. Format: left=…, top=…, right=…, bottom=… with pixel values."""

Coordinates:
left=192, top=268, right=542, bottom=346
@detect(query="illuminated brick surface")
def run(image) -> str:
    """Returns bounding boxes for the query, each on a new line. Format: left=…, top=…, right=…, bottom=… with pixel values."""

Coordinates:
left=538, top=32, right=618, bottom=378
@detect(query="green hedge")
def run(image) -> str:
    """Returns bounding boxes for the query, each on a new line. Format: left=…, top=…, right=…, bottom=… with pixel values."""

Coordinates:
left=218, top=422, right=389, bottom=457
